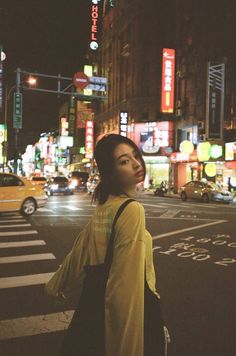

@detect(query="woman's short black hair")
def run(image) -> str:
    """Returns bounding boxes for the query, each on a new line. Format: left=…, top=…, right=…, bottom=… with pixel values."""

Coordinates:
left=92, top=134, right=146, bottom=204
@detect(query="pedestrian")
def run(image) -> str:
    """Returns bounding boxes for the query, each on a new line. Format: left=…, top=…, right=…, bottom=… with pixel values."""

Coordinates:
left=45, top=134, right=170, bottom=356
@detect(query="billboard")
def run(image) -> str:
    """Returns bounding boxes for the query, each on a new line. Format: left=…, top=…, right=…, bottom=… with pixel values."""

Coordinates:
left=129, top=121, right=174, bottom=155
left=161, top=48, right=175, bottom=113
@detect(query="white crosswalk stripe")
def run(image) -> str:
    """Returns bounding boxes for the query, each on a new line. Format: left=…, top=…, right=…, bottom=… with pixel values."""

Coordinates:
left=0, top=223, right=31, bottom=228
left=0, top=215, right=59, bottom=342
left=0, top=310, right=73, bottom=340
left=0, top=230, right=38, bottom=236
left=0, top=272, right=54, bottom=289
left=0, top=253, right=56, bottom=264
left=0, top=240, right=46, bottom=248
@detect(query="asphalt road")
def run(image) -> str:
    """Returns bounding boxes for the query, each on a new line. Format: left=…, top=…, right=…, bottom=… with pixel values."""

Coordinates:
left=0, top=192, right=236, bottom=356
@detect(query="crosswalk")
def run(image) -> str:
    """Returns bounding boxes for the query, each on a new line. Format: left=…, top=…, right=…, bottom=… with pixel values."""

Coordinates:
left=0, top=214, right=71, bottom=342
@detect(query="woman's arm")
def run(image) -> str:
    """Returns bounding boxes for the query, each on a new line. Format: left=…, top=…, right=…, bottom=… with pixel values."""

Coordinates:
left=105, top=201, right=146, bottom=356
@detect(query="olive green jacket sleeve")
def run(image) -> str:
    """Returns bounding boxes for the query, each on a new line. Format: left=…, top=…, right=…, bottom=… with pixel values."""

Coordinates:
left=105, top=201, right=146, bottom=356
left=44, top=226, right=89, bottom=301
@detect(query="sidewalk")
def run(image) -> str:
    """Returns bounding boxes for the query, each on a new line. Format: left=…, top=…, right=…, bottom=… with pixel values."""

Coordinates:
left=141, top=189, right=236, bottom=203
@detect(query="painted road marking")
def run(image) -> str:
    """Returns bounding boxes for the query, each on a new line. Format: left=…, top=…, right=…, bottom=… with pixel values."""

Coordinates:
left=0, top=230, right=38, bottom=236
left=159, top=209, right=180, bottom=218
left=62, top=206, right=83, bottom=211
left=153, top=220, right=227, bottom=240
left=0, top=240, right=46, bottom=248
left=0, top=223, right=31, bottom=228
left=37, top=208, right=54, bottom=212
left=0, top=310, right=73, bottom=340
left=0, top=272, right=54, bottom=289
left=0, top=253, right=56, bottom=264
left=0, top=219, right=27, bottom=223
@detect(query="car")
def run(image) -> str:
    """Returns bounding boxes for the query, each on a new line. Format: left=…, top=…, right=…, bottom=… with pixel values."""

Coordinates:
left=68, top=171, right=89, bottom=191
left=0, top=173, right=48, bottom=216
left=179, top=180, right=234, bottom=203
left=30, top=176, right=47, bottom=187
left=45, top=176, right=74, bottom=196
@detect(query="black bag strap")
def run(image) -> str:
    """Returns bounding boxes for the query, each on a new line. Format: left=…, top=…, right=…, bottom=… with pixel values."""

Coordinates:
left=104, top=198, right=135, bottom=274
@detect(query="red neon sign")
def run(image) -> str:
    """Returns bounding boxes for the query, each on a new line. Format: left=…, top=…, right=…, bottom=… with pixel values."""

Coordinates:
left=90, top=0, right=101, bottom=50
left=85, top=120, right=94, bottom=159
left=161, top=48, right=175, bottom=113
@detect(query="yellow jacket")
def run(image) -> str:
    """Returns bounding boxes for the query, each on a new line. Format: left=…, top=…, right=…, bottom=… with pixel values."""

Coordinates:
left=45, top=196, right=159, bottom=356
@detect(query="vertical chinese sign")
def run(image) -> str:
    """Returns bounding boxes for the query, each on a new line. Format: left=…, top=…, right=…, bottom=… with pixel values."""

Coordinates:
left=119, top=112, right=128, bottom=137
left=161, top=48, right=175, bottom=113
left=206, top=62, right=225, bottom=140
left=85, top=120, right=94, bottom=159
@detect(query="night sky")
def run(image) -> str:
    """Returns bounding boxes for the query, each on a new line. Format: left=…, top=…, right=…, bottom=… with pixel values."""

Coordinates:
left=0, top=0, right=90, bottom=154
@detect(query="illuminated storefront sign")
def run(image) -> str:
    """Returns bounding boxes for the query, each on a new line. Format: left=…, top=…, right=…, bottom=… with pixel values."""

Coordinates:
left=225, top=142, right=236, bottom=161
left=119, top=112, right=128, bottom=137
left=90, top=0, right=101, bottom=50
left=60, top=117, right=69, bottom=136
left=161, top=48, right=175, bottom=113
left=129, top=121, right=173, bottom=155
left=85, top=120, right=94, bottom=159
left=0, top=124, right=7, bottom=164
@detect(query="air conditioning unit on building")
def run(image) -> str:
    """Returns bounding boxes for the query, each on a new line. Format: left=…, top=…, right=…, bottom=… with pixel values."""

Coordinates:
left=176, top=100, right=182, bottom=108
left=199, top=134, right=206, bottom=141
left=176, top=108, right=182, bottom=117
left=198, top=121, right=205, bottom=130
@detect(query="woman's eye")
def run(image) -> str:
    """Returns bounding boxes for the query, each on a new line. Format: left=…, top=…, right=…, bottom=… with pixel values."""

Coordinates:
left=120, top=159, right=129, bottom=165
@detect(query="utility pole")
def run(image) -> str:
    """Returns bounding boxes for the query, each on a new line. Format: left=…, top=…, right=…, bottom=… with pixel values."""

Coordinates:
left=13, top=68, right=21, bottom=173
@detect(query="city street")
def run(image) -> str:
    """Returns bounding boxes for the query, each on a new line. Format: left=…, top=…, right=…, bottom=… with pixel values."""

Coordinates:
left=0, top=192, right=236, bottom=356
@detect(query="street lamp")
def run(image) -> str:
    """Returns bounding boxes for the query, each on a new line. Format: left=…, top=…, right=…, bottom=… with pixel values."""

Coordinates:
left=27, top=76, right=37, bottom=87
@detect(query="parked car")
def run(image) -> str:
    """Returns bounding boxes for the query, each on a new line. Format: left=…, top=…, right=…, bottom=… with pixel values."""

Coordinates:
left=0, top=173, right=48, bottom=216
left=68, top=171, right=89, bottom=191
left=180, top=180, right=234, bottom=203
left=30, top=176, right=47, bottom=187
left=45, top=176, right=74, bottom=196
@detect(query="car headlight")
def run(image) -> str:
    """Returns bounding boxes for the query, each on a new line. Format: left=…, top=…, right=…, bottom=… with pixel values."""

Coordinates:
left=68, top=180, right=77, bottom=188
left=51, top=184, right=58, bottom=190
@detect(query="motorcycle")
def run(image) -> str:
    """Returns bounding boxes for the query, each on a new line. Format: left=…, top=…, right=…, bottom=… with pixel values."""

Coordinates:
left=154, top=181, right=168, bottom=197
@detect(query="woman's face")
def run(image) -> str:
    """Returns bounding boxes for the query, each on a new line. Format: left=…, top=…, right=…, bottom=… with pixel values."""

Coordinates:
left=113, top=143, right=145, bottom=188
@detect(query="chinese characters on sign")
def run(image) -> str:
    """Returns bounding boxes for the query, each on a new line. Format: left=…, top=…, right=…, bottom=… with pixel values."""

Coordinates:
left=206, top=62, right=225, bottom=139
left=85, top=120, right=94, bottom=159
left=161, top=48, right=175, bottom=113
left=13, top=93, right=23, bottom=129
left=90, top=0, right=101, bottom=51
left=119, top=112, right=128, bottom=137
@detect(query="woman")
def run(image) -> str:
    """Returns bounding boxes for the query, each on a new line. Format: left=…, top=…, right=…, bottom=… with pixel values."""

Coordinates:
left=45, top=134, right=169, bottom=356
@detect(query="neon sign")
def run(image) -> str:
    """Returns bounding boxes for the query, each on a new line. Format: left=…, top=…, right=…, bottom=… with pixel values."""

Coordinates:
left=161, top=48, right=175, bottom=113
left=119, top=112, right=128, bottom=137
left=90, top=0, right=101, bottom=50
left=85, top=120, right=94, bottom=159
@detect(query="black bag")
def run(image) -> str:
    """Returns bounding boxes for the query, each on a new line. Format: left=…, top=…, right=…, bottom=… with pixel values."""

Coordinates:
left=144, top=280, right=166, bottom=356
left=60, top=199, right=135, bottom=356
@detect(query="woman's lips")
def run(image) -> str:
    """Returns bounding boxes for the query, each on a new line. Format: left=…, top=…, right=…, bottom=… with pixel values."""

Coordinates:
left=135, top=170, right=144, bottom=177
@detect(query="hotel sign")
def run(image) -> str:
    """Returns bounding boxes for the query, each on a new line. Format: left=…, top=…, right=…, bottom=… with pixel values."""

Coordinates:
left=90, top=0, right=101, bottom=50
left=161, top=48, right=175, bottom=113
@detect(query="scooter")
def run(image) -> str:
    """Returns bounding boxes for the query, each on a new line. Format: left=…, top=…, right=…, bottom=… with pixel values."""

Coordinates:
left=154, top=181, right=168, bottom=197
